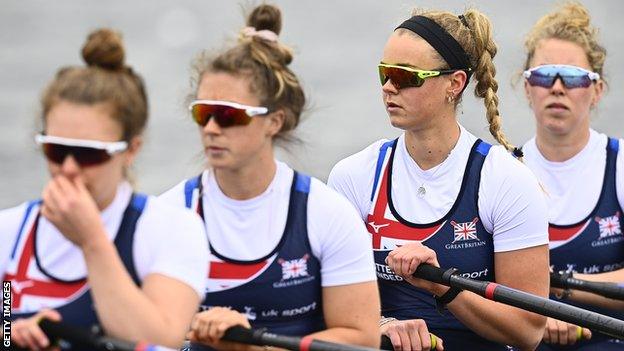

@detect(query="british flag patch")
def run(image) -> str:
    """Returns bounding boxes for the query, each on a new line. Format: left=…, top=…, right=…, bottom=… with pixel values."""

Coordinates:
left=596, top=212, right=622, bottom=239
left=278, top=254, right=309, bottom=280
left=451, top=218, right=480, bottom=243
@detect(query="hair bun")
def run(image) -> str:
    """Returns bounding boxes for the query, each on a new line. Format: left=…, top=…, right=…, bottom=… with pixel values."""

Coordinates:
left=81, top=28, right=125, bottom=70
left=247, top=4, right=282, bottom=35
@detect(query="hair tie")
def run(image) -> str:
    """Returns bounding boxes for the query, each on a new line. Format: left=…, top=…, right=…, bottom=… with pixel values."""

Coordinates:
left=458, top=14, right=469, bottom=28
left=512, top=147, right=524, bottom=158
left=241, top=26, right=279, bottom=43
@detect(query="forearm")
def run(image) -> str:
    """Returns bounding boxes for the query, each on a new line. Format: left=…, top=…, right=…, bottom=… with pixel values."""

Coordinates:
left=309, top=326, right=380, bottom=348
left=447, top=290, right=545, bottom=350
left=81, top=234, right=185, bottom=347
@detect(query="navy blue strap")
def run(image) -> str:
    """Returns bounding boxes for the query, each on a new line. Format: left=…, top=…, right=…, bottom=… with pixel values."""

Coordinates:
left=371, top=140, right=396, bottom=201
left=184, top=176, right=201, bottom=209
left=608, top=137, right=619, bottom=153
left=114, top=193, right=148, bottom=286
left=295, top=172, right=311, bottom=193
left=475, top=140, right=492, bottom=156
left=11, top=200, right=41, bottom=259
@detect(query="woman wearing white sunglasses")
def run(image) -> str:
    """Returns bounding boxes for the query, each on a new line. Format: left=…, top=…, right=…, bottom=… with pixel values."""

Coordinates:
left=520, top=2, right=624, bottom=350
left=159, top=4, right=380, bottom=350
left=0, top=29, right=208, bottom=350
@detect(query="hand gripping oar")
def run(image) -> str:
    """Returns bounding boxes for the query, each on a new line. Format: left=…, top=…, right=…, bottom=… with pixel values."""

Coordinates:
left=379, top=334, right=437, bottom=350
left=551, top=270, right=624, bottom=301
left=9, top=319, right=382, bottom=351
left=8, top=319, right=177, bottom=351
left=413, top=264, right=624, bottom=339
left=221, top=325, right=383, bottom=351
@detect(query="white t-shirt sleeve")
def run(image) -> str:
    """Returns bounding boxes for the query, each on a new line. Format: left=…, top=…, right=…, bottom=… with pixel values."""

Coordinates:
left=134, top=197, right=209, bottom=298
left=327, top=140, right=388, bottom=220
left=0, top=203, right=27, bottom=276
left=616, top=138, right=624, bottom=210
left=479, top=147, right=549, bottom=252
left=158, top=180, right=189, bottom=208
left=307, top=179, right=376, bottom=287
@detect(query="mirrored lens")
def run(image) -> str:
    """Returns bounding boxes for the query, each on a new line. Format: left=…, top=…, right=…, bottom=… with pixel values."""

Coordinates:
left=191, top=104, right=252, bottom=127
left=378, top=66, right=425, bottom=89
left=528, top=67, right=593, bottom=89
left=41, top=143, right=111, bottom=166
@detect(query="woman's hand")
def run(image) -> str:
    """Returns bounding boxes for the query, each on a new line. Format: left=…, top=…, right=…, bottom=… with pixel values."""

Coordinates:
left=41, top=175, right=105, bottom=249
left=187, top=307, right=259, bottom=351
left=381, top=318, right=444, bottom=351
left=542, top=317, right=591, bottom=346
left=385, top=242, right=448, bottom=296
left=11, top=309, right=62, bottom=350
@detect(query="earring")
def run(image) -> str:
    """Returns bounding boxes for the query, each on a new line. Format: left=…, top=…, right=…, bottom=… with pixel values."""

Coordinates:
left=446, top=91, right=456, bottom=104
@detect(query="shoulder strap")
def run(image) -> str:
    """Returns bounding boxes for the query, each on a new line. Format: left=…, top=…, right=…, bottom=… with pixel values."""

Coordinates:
left=295, top=172, right=311, bottom=194
left=184, top=174, right=202, bottom=209
left=475, top=139, right=492, bottom=156
left=10, top=200, right=41, bottom=260
left=371, top=140, right=396, bottom=201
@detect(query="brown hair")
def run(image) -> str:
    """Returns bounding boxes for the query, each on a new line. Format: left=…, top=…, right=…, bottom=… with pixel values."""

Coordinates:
left=397, top=9, right=516, bottom=154
left=41, top=28, right=148, bottom=141
left=190, top=4, right=305, bottom=142
left=523, top=1, right=606, bottom=79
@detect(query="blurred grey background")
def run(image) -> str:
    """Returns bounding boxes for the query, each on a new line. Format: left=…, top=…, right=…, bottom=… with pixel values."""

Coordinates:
left=1, top=0, right=623, bottom=208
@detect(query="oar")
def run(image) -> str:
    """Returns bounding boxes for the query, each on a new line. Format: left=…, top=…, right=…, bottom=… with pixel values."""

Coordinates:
left=9, top=319, right=383, bottom=351
left=551, top=270, right=624, bottom=301
left=221, top=325, right=383, bottom=351
left=413, top=264, right=624, bottom=339
left=9, top=319, right=176, bottom=351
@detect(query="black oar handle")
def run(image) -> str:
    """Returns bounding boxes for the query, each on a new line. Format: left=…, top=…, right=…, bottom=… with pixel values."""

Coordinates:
left=220, top=325, right=383, bottom=351
left=414, top=264, right=624, bottom=339
left=9, top=319, right=176, bottom=351
left=551, top=271, right=624, bottom=301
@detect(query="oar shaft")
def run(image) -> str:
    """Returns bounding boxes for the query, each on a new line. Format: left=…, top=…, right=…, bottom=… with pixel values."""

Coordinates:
left=551, top=272, right=624, bottom=301
left=222, top=325, right=382, bottom=351
left=414, top=264, right=624, bottom=339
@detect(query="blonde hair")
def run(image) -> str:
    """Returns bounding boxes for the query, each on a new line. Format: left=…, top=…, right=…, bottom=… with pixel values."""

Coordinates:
left=398, top=8, right=516, bottom=154
left=524, top=1, right=606, bottom=79
left=41, top=28, right=148, bottom=142
left=190, top=4, right=305, bottom=142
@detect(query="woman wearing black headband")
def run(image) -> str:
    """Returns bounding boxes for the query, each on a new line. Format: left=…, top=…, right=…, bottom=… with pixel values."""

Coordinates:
left=329, top=9, right=549, bottom=350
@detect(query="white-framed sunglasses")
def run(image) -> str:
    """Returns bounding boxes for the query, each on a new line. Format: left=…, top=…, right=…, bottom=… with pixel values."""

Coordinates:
left=35, top=134, right=128, bottom=166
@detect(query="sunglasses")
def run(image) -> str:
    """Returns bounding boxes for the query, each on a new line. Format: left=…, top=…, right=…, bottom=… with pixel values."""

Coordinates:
left=378, top=63, right=462, bottom=89
left=35, top=134, right=128, bottom=167
left=523, top=64, right=600, bottom=89
left=189, top=100, right=269, bottom=128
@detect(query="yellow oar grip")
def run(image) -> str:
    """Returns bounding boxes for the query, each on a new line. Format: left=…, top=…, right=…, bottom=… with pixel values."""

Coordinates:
left=431, top=333, right=437, bottom=349
left=576, top=326, right=583, bottom=340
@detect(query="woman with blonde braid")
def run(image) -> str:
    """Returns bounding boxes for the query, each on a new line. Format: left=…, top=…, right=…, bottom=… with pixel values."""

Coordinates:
left=521, top=2, right=624, bottom=350
left=159, top=4, right=380, bottom=351
left=329, top=8, right=549, bottom=350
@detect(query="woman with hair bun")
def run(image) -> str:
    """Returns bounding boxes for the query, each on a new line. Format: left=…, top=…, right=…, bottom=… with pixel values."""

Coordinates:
left=1, top=28, right=209, bottom=350
left=328, top=6, right=550, bottom=351
left=520, top=2, right=624, bottom=349
left=159, top=4, right=380, bottom=350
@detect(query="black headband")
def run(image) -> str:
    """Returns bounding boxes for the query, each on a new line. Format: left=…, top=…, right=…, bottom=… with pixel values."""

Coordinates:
left=396, top=15, right=473, bottom=80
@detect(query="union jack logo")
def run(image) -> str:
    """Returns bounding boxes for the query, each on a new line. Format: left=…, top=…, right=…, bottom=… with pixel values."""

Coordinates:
left=278, top=254, right=309, bottom=280
left=450, top=218, right=479, bottom=243
left=596, top=212, right=621, bottom=239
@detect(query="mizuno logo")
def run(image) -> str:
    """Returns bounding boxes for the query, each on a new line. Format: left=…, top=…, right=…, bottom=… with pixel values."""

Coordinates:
left=368, top=222, right=389, bottom=233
